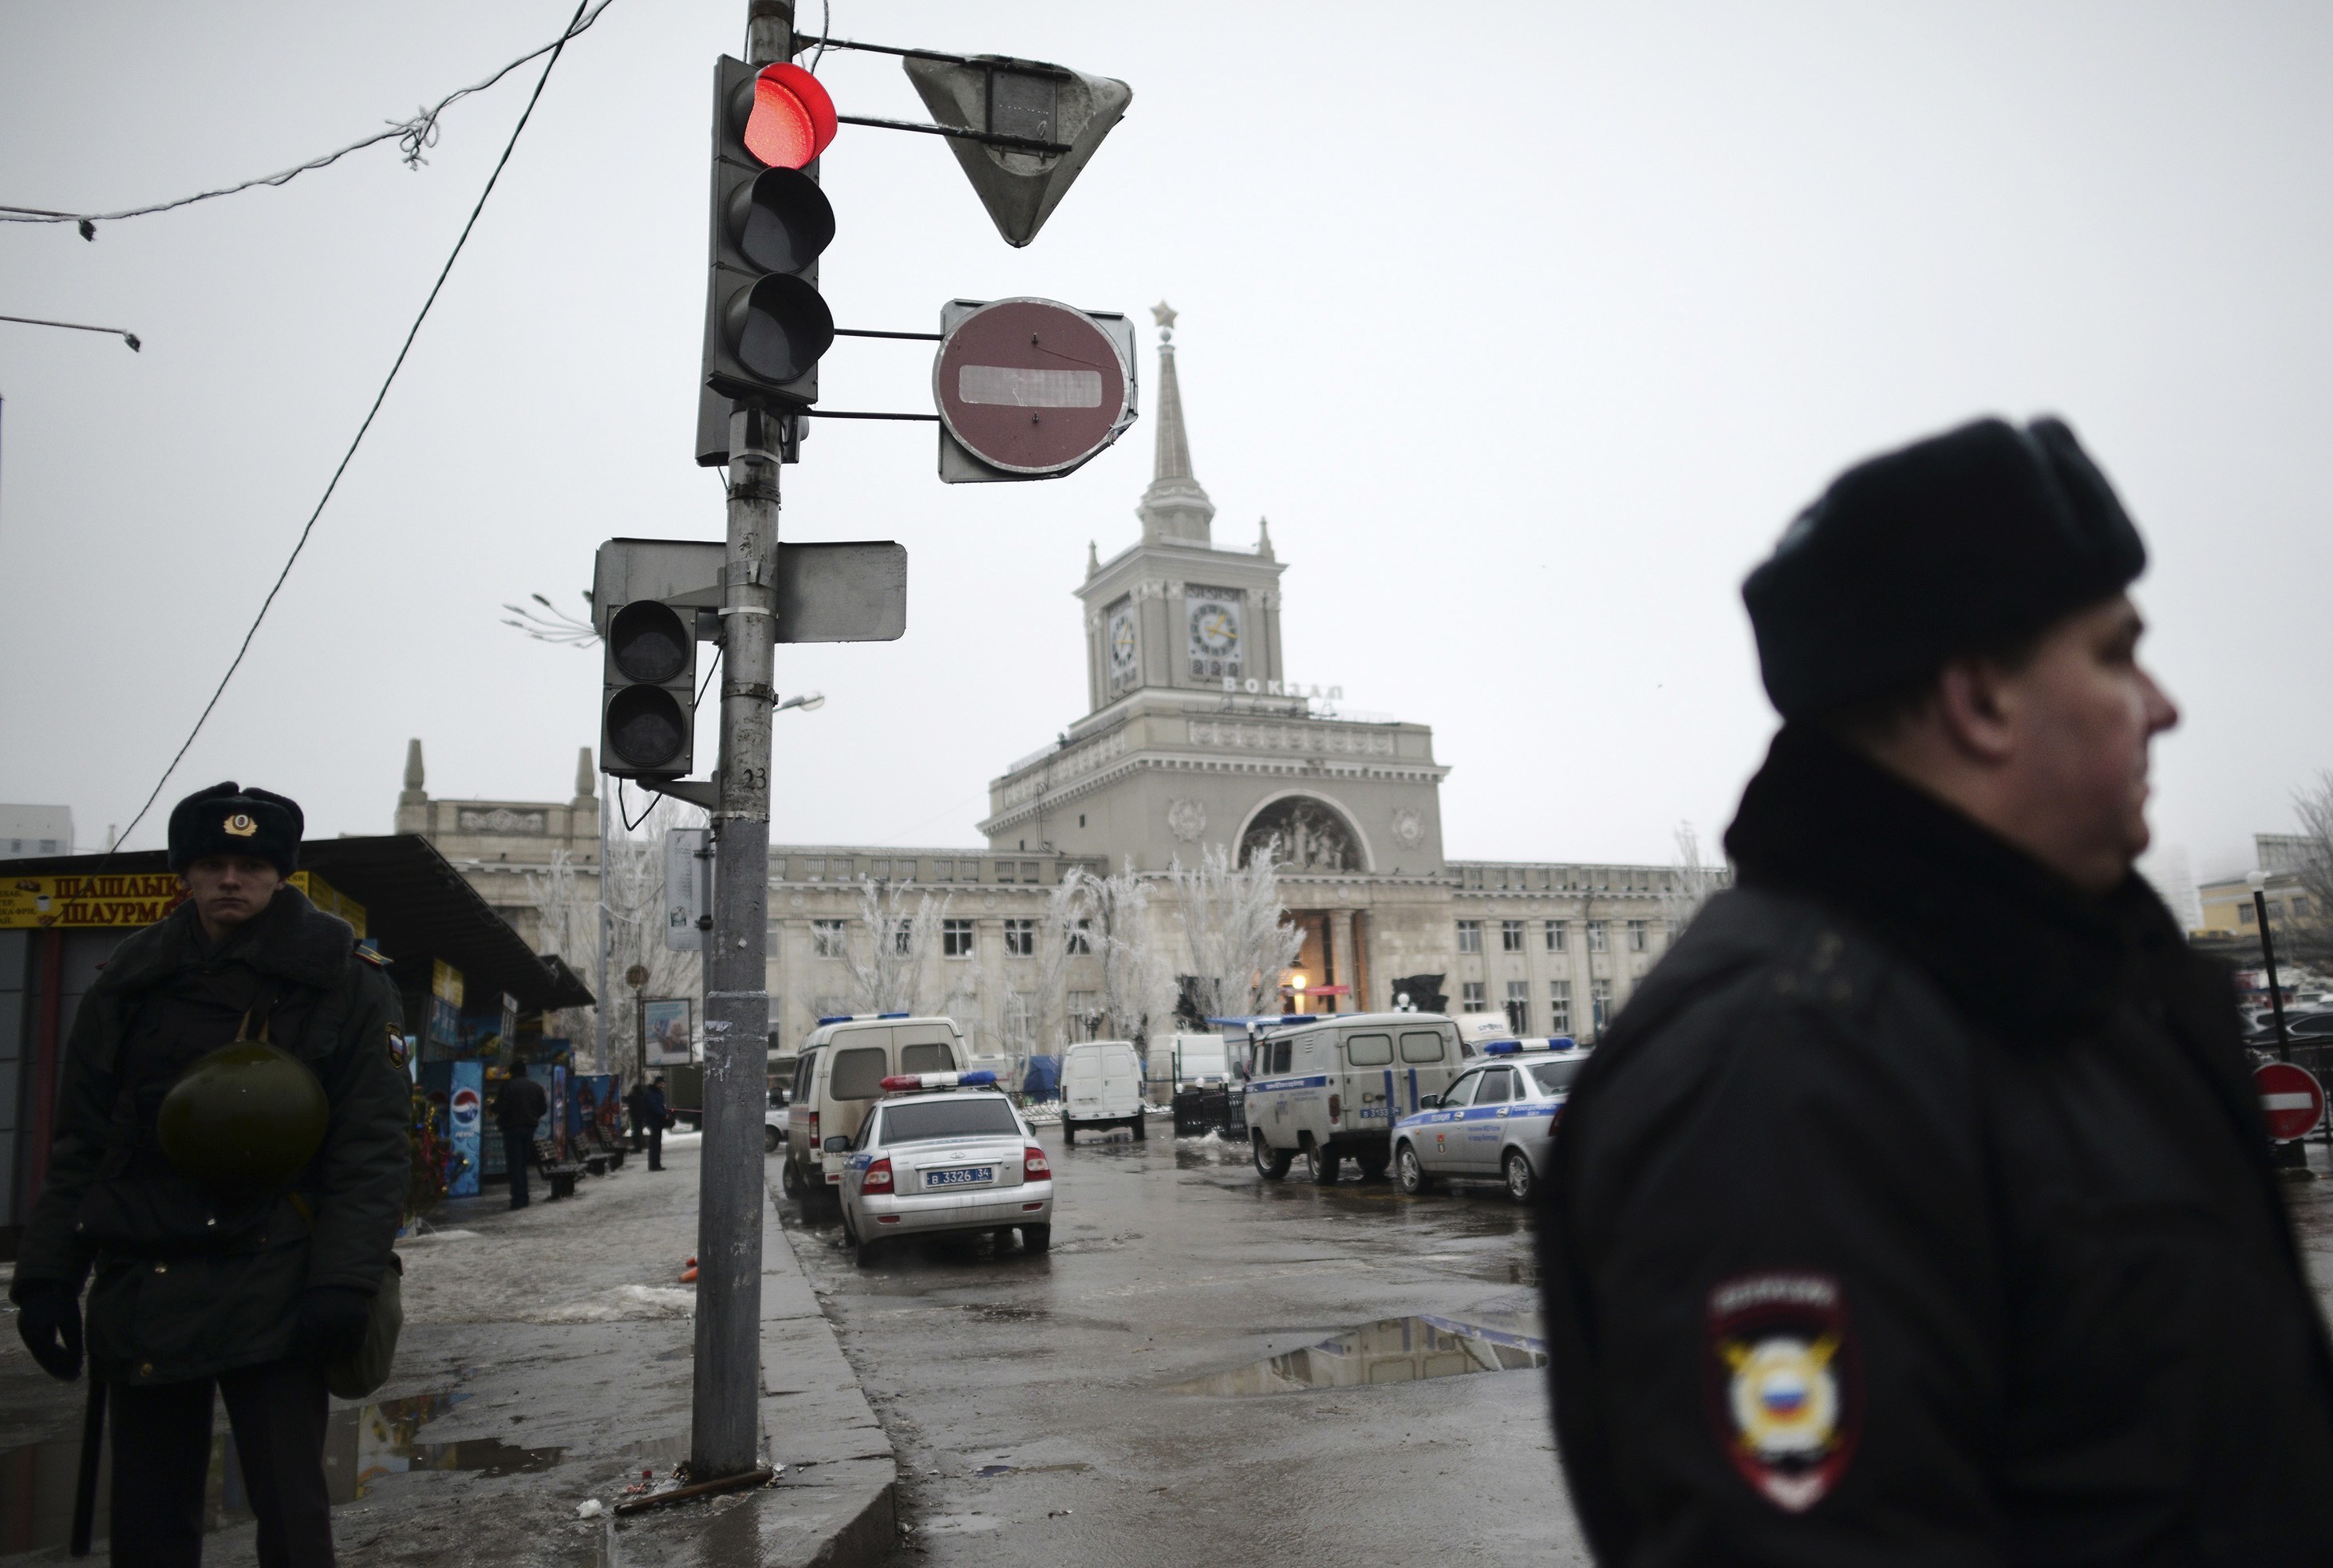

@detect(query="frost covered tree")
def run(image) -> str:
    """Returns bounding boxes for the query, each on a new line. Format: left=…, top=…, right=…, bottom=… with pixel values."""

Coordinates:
left=1169, top=841, right=1305, bottom=1021
left=1091, top=863, right=1171, bottom=1043
left=841, top=877, right=955, bottom=1014
left=522, top=847, right=596, bottom=1048
left=1658, top=823, right=1727, bottom=945
left=543, top=796, right=705, bottom=1074
left=2286, top=772, right=2333, bottom=966
left=1033, top=871, right=1100, bottom=1053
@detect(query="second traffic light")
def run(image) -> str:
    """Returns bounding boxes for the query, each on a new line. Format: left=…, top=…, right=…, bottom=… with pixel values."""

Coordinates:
left=702, top=57, right=838, bottom=408
left=602, top=598, right=698, bottom=780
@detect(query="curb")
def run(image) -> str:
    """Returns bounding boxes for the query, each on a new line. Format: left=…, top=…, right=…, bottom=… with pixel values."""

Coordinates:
left=759, top=1171, right=898, bottom=1567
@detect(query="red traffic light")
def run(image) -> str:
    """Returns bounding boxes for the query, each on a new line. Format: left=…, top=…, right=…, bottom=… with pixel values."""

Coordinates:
left=744, top=63, right=837, bottom=170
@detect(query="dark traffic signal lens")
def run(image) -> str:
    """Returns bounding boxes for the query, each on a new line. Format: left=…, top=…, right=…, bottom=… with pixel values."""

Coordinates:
left=726, top=167, right=835, bottom=274
left=606, top=685, right=688, bottom=768
left=609, top=600, right=692, bottom=684
left=726, top=273, right=835, bottom=383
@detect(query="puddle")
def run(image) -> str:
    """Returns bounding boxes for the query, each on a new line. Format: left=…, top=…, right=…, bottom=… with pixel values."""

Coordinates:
left=1166, top=1309, right=1547, bottom=1396
left=973, top=1461, right=1091, bottom=1478
left=0, top=1388, right=565, bottom=1550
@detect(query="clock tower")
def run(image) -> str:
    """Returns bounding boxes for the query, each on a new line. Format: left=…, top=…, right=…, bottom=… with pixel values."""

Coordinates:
left=984, top=306, right=1451, bottom=890
left=1076, top=302, right=1289, bottom=712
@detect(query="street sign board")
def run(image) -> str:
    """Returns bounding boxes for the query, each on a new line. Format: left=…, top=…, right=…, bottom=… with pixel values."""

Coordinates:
left=901, top=56, right=1131, bottom=248
left=665, top=827, right=711, bottom=953
left=594, top=537, right=907, bottom=643
left=2255, top=1060, right=2326, bottom=1142
left=934, top=298, right=1135, bottom=477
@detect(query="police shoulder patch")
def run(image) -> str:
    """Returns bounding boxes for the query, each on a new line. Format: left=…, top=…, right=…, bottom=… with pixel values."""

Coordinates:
left=386, top=1024, right=410, bottom=1068
left=1704, top=1271, right=1860, bottom=1513
left=354, top=942, right=389, bottom=967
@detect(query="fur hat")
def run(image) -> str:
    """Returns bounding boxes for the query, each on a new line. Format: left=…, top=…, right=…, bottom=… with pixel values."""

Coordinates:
left=1743, top=416, right=2146, bottom=721
left=167, top=782, right=303, bottom=876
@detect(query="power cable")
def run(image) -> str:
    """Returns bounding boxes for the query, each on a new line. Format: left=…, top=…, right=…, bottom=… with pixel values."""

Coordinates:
left=106, top=0, right=597, bottom=857
left=0, top=0, right=615, bottom=234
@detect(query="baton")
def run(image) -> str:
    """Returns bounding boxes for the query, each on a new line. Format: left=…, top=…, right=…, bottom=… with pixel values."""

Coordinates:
left=69, top=1376, right=104, bottom=1558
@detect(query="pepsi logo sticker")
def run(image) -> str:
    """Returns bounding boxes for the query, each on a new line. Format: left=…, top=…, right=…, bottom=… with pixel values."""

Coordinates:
left=1705, top=1272, right=1859, bottom=1512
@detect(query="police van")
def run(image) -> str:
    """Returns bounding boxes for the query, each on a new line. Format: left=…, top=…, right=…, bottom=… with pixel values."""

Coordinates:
left=781, top=1014, right=967, bottom=1198
left=1245, top=1013, right=1465, bottom=1184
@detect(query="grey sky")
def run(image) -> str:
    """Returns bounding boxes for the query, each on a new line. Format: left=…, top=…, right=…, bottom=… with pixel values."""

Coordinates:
left=2, top=2, right=2327, bottom=884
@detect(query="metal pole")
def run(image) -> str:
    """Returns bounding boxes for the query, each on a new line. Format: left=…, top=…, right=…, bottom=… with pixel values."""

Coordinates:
left=2256, top=887, right=2292, bottom=1062
left=597, top=780, right=613, bottom=1071
left=634, top=982, right=648, bottom=1081
left=692, top=3, right=789, bottom=1475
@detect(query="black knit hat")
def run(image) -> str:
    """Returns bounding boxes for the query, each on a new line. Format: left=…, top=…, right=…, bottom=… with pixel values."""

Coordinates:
left=167, top=782, right=303, bottom=875
left=1743, top=416, right=2146, bottom=721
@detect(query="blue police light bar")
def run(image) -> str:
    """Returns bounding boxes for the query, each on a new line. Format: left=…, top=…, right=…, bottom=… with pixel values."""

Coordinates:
left=958, top=1070, right=997, bottom=1086
left=877, top=1011, right=910, bottom=1019
left=1483, top=1041, right=1522, bottom=1056
left=1549, top=1035, right=1580, bottom=1051
left=817, top=1014, right=855, bottom=1025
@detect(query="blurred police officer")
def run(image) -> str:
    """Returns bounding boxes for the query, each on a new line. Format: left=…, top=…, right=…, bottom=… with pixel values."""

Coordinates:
left=10, top=783, right=409, bottom=1567
left=491, top=1061, right=547, bottom=1210
left=642, top=1074, right=669, bottom=1171
left=1542, top=419, right=2333, bottom=1562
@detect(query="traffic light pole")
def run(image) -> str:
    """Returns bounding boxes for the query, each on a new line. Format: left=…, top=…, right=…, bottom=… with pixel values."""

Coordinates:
left=689, top=2, right=794, bottom=1485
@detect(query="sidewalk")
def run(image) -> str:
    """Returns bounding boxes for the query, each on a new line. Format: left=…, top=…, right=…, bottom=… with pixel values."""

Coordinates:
left=0, top=1139, right=895, bottom=1567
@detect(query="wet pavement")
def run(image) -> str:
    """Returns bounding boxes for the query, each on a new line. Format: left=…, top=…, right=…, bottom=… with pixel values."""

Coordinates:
left=780, top=1123, right=1591, bottom=1567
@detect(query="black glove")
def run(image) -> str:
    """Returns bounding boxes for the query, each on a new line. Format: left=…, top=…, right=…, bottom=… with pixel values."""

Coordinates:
left=14, top=1282, right=84, bottom=1382
left=296, top=1286, right=373, bottom=1363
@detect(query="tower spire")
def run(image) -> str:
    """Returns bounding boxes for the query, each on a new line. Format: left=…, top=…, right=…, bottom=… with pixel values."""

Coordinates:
left=1135, top=301, right=1215, bottom=545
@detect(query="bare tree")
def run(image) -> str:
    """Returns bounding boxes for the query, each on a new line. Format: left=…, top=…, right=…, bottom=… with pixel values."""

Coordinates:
left=574, top=796, right=706, bottom=1075
left=1659, top=822, right=1727, bottom=945
left=840, top=877, right=953, bottom=1014
left=2286, top=772, right=2333, bottom=966
left=1169, top=841, right=1305, bottom=1021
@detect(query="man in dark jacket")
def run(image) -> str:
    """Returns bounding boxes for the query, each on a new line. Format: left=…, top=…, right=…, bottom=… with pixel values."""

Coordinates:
left=622, top=1079, right=649, bottom=1153
left=1543, top=417, right=2333, bottom=1562
left=491, top=1061, right=548, bottom=1210
left=642, top=1076, right=669, bottom=1171
left=10, top=783, right=409, bottom=1567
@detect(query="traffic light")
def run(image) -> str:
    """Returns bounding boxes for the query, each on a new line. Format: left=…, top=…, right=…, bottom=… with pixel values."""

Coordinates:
left=702, top=57, right=839, bottom=408
left=601, top=595, right=699, bottom=779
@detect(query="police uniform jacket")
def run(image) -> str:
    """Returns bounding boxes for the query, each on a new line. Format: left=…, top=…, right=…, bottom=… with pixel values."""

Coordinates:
left=1542, top=725, right=2333, bottom=1565
left=15, top=887, right=410, bottom=1386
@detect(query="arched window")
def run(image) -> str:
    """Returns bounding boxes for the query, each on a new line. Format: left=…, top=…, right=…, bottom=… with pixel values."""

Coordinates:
left=1241, top=797, right=1361, bottom=872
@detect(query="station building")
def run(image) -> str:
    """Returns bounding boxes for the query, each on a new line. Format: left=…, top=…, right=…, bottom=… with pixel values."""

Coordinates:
left=403, top=313, right=1707, bottom=1062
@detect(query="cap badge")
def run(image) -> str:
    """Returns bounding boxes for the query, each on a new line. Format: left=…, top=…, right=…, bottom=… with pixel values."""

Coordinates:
left=224, top=813, right=259, bottom=837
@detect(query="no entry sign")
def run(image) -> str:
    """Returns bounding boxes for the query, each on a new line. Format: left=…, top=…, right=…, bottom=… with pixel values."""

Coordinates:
left=2254, top=1060, right=2326, bottom=1142
left=933, top=298, right=1132, bottom=475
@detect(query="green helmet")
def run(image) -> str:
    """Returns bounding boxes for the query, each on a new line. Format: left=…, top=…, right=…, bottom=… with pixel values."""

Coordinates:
left=158, top=1042, right=330, bottom=1191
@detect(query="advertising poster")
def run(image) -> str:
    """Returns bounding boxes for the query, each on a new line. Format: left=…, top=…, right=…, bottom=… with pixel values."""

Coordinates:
left=550, top=1065, right=570, bottom=1160
left=644, top=999, right=695, bottom=1066
left=446, top=1060, right=483, bottom=1197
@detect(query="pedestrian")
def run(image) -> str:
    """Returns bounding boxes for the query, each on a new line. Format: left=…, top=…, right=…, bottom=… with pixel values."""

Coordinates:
left=643, top=1075, right=669, bottom=1171
left=1541, top=417, right=2333, bottom=1560
left=623, top=1078, right=649, bottom=1154
left=10, top=782, right=409, bottom=1568
left=492, top=1061, right=548, bottom=1211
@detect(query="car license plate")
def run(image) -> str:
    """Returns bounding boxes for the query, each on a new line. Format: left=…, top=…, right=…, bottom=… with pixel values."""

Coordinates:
left=925, top=1167, right=993, bottom=1188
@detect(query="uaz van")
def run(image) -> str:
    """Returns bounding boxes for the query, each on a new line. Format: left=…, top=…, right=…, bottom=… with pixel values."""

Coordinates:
left=782, top=1014, right=967, bottom=1197
left=1060, top=1039, right=1147, bottom=1144
left=1246, top=1013, right=1464, bottom=1183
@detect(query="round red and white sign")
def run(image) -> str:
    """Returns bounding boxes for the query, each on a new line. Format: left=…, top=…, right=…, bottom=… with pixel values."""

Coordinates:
left=2254, top=1060, right=2325, bottom=1143
left=934, top=298, right=1131, bottom=475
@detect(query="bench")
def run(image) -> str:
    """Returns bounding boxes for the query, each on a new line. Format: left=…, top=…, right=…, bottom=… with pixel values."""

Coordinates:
left=531, top=1139, right=587, bottom=1199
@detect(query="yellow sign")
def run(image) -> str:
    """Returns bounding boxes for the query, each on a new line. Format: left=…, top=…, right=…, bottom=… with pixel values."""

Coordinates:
left=0, top=870, right=364, bottom=934
left=432, top=960, right=465, bottom=1007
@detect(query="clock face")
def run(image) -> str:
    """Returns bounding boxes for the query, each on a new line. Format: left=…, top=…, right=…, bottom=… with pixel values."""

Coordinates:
left=1186, top=590, right=1243, bottom=679
left=1107, top=604, right=1138, bottom=688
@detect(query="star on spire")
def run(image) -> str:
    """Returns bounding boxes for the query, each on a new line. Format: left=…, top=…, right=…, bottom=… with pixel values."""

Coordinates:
left=1151, top=300, right=1178, bottom=339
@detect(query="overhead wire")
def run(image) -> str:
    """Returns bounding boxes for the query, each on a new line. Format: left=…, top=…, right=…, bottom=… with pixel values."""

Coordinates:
left=106, top=0, right=599, bottom=857
left=0, top=0, right=616, bottom=233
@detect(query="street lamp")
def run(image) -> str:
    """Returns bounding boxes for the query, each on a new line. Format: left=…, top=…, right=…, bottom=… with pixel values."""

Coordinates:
left=777, top=690, right=825, bottom=713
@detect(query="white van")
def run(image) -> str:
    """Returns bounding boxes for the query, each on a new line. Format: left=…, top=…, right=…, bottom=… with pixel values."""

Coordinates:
left=1144, top=1032, right=1231, bottom=1104
left=1245, top=1013, right=1465, bottom=1183
left=782, top=1014, right=967, bottom=1196
left=1454, top=1011, right=1518, bottom=1054
left=1060, top=1039, right=1147, bottom=1144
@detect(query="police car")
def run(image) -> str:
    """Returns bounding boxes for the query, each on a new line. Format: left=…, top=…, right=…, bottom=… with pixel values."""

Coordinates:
left=833, top=1072, right=1054, bottom=1265
left=1388, top=1040, right=1591, bottom=1203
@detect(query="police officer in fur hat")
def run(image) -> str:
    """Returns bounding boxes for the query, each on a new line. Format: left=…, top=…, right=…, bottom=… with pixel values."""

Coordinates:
left=1542, top=418, right=2333, bottom=1559
left=10, top=783, right=410, bottom=1567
